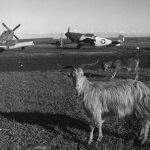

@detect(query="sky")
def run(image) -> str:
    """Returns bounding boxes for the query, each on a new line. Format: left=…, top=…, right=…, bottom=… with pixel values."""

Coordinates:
left=0, top=0, right=150, bottom=38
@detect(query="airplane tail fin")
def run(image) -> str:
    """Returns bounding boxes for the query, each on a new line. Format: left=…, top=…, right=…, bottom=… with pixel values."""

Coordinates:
left=117, top=35, right=124, bottom=43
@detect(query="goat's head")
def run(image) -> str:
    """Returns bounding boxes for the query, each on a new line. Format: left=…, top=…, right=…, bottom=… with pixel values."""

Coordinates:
left=103, top=60, right=113, bottom=71
left=58, top=59, right=98, bottom=86
left=104, top=63, right=110, bottom=71
left=59, top=66, right=84, bottom=87
left=72, top=68, right=84, bottom=79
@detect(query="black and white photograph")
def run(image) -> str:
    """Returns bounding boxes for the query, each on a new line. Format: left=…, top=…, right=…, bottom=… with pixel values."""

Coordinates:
left=0, top=0, right=150, bottom=149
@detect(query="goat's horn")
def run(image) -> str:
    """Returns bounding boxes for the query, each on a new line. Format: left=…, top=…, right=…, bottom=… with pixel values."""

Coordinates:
left=57, top=64, right=74, bottom=72
left=62, top=65, right=74, bottom=70
left=57, top=64, right=63, bottom=68
left=79, top=59, right=99, bottom=69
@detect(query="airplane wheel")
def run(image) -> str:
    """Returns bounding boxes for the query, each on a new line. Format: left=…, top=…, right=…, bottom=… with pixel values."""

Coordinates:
left=77, top=45, right=81, bottom=49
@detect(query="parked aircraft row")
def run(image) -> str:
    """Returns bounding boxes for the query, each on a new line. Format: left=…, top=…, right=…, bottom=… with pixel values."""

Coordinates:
left=0, top=23, right=125, bottom=51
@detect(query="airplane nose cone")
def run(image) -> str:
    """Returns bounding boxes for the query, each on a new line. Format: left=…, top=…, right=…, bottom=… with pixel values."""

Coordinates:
left=65, top=33, right=68, bottom=36
left=65, top=33, right=69, bottom=40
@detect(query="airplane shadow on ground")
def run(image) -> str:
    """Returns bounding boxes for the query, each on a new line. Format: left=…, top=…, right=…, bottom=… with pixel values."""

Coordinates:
left=0, top=112, right=147, bottom=146
left=0, top=49, right=5, bottom=52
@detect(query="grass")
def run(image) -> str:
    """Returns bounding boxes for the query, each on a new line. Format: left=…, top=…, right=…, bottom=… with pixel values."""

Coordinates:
left=0, top=69, right=150, bottom=150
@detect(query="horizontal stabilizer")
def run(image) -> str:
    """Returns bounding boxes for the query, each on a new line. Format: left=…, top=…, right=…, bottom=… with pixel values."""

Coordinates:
left=117, top=35, right=124, bottom=43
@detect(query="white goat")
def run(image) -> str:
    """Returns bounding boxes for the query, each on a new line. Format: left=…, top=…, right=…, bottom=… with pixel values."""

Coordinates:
left=65, top=67, right=150, bottom=145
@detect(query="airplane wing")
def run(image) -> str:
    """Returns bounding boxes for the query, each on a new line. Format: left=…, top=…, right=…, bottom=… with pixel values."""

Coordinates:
left=79, top=35, right=95, bottom=45
left=80, top=38, right=95, bottom=45
left=0, top=41, right=34, bottom=50
left=17, top=38, right=65, bottom=47
left=17, top=38, right=54, bottom=44
left=8, top=41, right=34, bottom=49
left=0, top=45, right=7, bottom=51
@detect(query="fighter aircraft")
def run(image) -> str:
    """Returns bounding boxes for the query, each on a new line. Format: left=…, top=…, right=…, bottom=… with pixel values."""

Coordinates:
left=65, top=27, right=124, bottom=48
left=0, top=23, right=34, bottom=51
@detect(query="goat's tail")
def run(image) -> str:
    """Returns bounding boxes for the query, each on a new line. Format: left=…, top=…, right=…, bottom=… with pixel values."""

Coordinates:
left=134, top=81, right=150, bottom=118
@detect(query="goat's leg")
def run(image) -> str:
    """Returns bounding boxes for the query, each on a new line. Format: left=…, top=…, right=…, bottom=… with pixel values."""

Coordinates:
left=97, top=119, right=104, bottom=142
left=134, top=64, right=139, bottom=80
left=135, top=69, right=139, bottom=81
left=111, top=70, right=117, bottom=79
left=88, top=125, right=95, bottom=144
left=135, top=68, right=139, bottom=80
left=135, top=72, right=138, bottom=81
left=140, top=120, right=150, bottom=144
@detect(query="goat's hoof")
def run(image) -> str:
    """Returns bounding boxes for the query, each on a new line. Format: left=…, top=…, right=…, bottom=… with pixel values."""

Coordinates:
left=141, top=135, right=147, bottom=145
left=140, top=135, right=148, bottom=145
left=88, top=139, right=93, bottom=145
left=134, top=136, right=146, bottom=145
left=95, top=140, right=101, bottom=147
left=97, top=136, right=102, bottom=142
left=141, top=139, right=146, bottom=145
left=138, top=132, right=146, bottom=145
left=139, top=128, right=145, bottom=140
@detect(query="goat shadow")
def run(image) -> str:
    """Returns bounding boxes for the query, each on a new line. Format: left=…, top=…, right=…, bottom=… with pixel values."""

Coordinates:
left=0, top=112, right=148, bottom=147
left=0, top=112, right=89, bottom=146
left=0, top=112, right=89, bottom=131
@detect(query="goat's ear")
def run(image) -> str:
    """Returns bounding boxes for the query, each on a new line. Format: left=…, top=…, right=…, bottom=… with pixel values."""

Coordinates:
left=59, top=71, right=71, bottom=78
left=74, top=68, right=77, bottom=71
left=67, top=72, right=73, bottom=78
left=78, top=68, right=84, bottom=76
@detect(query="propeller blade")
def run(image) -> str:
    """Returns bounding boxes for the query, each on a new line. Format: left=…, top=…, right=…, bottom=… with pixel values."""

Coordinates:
left=13, top=24, right=21, bottom=31
left=67, top=27, right=70, bottom=33
left=13, top=34, right=19, bottom=40
left=60, top=33, right=63, bottom=47
left=65, top=27, right=70, bottom=40
left=2, top=23, right=10, bottom=31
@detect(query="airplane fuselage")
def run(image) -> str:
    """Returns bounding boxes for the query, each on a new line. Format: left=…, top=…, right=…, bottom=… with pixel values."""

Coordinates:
left=65, top=31, right=124, bottom=48
left=66, top=32, right=112, bottom=47
left=94, top=37, right=112, bottom=46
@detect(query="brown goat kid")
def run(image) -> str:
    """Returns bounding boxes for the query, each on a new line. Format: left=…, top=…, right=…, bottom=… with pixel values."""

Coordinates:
left=67, top=67, right=150, bottom=145
left=103, top=58, right=139, bottom=80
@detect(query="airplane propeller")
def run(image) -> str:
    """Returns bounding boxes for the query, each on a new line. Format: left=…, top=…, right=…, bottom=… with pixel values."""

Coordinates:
left=2, top=23, right=20, bottom=40
left=66, top=27, right=70, bottom=40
